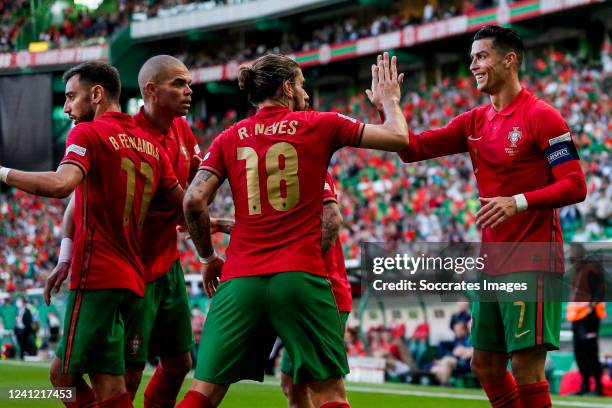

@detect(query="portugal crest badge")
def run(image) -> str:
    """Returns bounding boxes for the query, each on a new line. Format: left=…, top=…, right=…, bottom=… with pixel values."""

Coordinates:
left=508, top=127, right=522, bottom=147
left=129, top=334, right=142, bottom=355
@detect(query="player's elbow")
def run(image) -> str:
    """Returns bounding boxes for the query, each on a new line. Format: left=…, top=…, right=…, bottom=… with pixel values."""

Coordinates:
left=183, top=187, right=208, bottom=218
left=391, top=130, right=410, bottom=151
left=48, top=180, right=74, bottom=199
left=574, top=176, right=588, bottom=203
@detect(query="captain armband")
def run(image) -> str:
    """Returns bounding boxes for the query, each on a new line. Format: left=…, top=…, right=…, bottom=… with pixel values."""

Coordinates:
left=544, top=132, right=579, bottom=168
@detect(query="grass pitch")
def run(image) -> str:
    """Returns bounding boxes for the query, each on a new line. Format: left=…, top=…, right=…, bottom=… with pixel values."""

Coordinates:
left=0, top=360, right=609, bottom=407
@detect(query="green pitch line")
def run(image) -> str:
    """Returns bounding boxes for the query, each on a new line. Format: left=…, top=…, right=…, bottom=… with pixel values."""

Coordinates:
left=0, top=361, right=609, bottom=407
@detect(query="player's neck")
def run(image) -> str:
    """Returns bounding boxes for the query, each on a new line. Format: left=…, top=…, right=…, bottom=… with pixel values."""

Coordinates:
left=143, top=104, right=173, bottom=134
left=94, top=102, right=120, bottom=120
left=489, top=80, right=522, bottom=112
left=259, top=99, right=292, bottom=110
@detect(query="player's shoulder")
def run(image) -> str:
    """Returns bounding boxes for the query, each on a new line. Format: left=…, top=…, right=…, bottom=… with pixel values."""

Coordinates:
left=172, top=116, right=193, bottom=134
left=526, top=94, right=565, bottom=124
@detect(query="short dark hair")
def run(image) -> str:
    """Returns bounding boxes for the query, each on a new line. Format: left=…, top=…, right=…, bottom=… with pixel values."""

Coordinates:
left=473, top=25, right=524, bottom=68
left=237, top=54, right=299, bottom=104
left=63, top=61, right=121, bottom=101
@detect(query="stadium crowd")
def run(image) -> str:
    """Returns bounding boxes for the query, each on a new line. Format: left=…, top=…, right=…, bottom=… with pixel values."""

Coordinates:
left=0, top=48, right=610, bottom=296
left=1, top=1, right=512, bottom=55
left=174, top=0, right=510, bottom=69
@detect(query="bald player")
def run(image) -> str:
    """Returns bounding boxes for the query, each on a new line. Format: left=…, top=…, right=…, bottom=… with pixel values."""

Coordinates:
left=48, top=55, right=204, bottom=407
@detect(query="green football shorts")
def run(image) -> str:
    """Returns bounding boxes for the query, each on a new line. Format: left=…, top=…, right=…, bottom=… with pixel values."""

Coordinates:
left=125, top=259, right=194, bottom=365
left=194, top=271, right=348, bottom=384
left=280, top=312, right=349, bottom=376
left=56, top=289, right=141, bottom=375
left=470, top=272, right=561, bottom=353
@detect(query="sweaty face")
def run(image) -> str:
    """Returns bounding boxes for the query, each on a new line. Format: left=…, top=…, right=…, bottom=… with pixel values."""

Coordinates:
left=152, top=65, right=193, bottom=117
left=63, top=75, right=95, bottom=124
left=291, top=69, right=310, bottom=112
left=469, top=39, right=511, bottom=95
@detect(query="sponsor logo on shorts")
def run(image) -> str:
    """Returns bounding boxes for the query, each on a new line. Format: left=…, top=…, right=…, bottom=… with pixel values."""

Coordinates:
left=515, top=329, right=530, bottom=339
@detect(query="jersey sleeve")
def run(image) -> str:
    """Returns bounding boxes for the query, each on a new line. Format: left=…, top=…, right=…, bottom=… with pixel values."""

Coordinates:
left=318, top=112, right=365, bottom=150
left=157, top=149, right=180, bottom=193
left=531, top=103, right=579, bottom=167
left=199, top=132, right=226, bottom=181
left=323, top=172, right=337, bottom=204
left=60, top=124, right=93, bottom=175
left=398, top=111, right=470, bottom=162
left=522, top=102, right=586, bottom=210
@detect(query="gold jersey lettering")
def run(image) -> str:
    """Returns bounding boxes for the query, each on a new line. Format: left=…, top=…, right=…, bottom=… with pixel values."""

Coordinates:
left=238, top=127, right=249, bottom=140
left=255, top=123, right=265, bottom=135
left=288, top=120, right=298, bottom=135
left=109, top=136, right=120, bottom=150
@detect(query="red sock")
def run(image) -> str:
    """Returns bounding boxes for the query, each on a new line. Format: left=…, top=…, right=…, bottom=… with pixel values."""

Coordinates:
left=144, top=366, right=186, bottom=408
left=481, top=370, right=521, bottom=408
left=518, top=381, right=551, bottom=408
left=176, top=390, right=214, bottom=408
left=63, top=378, right=97, bottom=408
left=98, top=392, right=132, bottom=408
left=320, top=402, right=350, bottom=408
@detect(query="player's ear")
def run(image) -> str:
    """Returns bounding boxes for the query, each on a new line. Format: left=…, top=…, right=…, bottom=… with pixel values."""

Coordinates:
left=282, top=79, right=293, bottom=98
left=504, top=52, right=516, bottom=69
left=144, top=82, right=156, bottom=99
left=91, top=84, right=104, bottom=104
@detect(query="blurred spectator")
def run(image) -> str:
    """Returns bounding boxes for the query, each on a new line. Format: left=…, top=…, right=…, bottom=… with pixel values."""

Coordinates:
left=190, top=303, right=205, bottom=367
left=14, top=296, right=35, bottom=359
left=47, top=311, right=61, bottom=355
left=369, top=326, right=415, bottom=381
left=430, top=320, right=473, bottom=385
left=567, top=243, right=606, bottom=395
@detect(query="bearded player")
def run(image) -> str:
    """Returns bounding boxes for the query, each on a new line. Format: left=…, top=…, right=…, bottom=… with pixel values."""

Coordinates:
left=178, top=52, right=408, bottom=408
left=1, top=61, right=183, bottom=408
left=46, top=55, right=205, bottom=407
left=280, top=172, right=352, bottom=408
left=368, top=26, right=586, bottom=407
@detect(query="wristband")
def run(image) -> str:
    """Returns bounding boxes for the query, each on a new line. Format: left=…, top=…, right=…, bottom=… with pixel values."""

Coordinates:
left=58, top=238, right=73, bottom=264
left=513, top=193, right=528, bottom=212
left=0, top=167, right=11, bottom=183
left=198, top=251, right=217, bottom=265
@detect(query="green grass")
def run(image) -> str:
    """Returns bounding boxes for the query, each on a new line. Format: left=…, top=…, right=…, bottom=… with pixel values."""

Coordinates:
left=0, top=361, right=609, bottom=407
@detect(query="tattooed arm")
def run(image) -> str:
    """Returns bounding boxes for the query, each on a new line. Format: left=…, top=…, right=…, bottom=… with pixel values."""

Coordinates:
left=184, top=169, right=221, bottom=258
left=183, top=169, right=224, bottom=296
left=210, top=218, right=235, bottom=235
left=321, top=201, right=343, bottom=256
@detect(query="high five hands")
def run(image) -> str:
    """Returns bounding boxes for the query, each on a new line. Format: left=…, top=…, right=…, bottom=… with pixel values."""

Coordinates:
left=365, top=52, right=405, bottom=111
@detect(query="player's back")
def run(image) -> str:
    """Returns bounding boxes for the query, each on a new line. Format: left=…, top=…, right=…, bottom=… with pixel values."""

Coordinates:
left=201, top=106, right=362, bottom=280
left=61, top=112, right=178, bottom=296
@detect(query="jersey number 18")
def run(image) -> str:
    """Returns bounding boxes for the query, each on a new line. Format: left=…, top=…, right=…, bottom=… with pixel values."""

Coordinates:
left=238, top=142, right=300, bottom=215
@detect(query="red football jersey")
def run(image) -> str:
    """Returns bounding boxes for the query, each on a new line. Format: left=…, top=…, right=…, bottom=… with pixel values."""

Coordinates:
left=323, top=172, right=352, bottom=312
left=61, top=112, right=179, bottom=295
left=133, top=109, right=202, bottom=282
left=201, top=106, right=363, bottom=280
left=399, top=89, right=577, bottom=275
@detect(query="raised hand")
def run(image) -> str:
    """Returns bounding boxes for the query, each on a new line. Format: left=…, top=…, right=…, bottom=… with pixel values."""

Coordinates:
left=365, top=53, right=404, bottom=111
